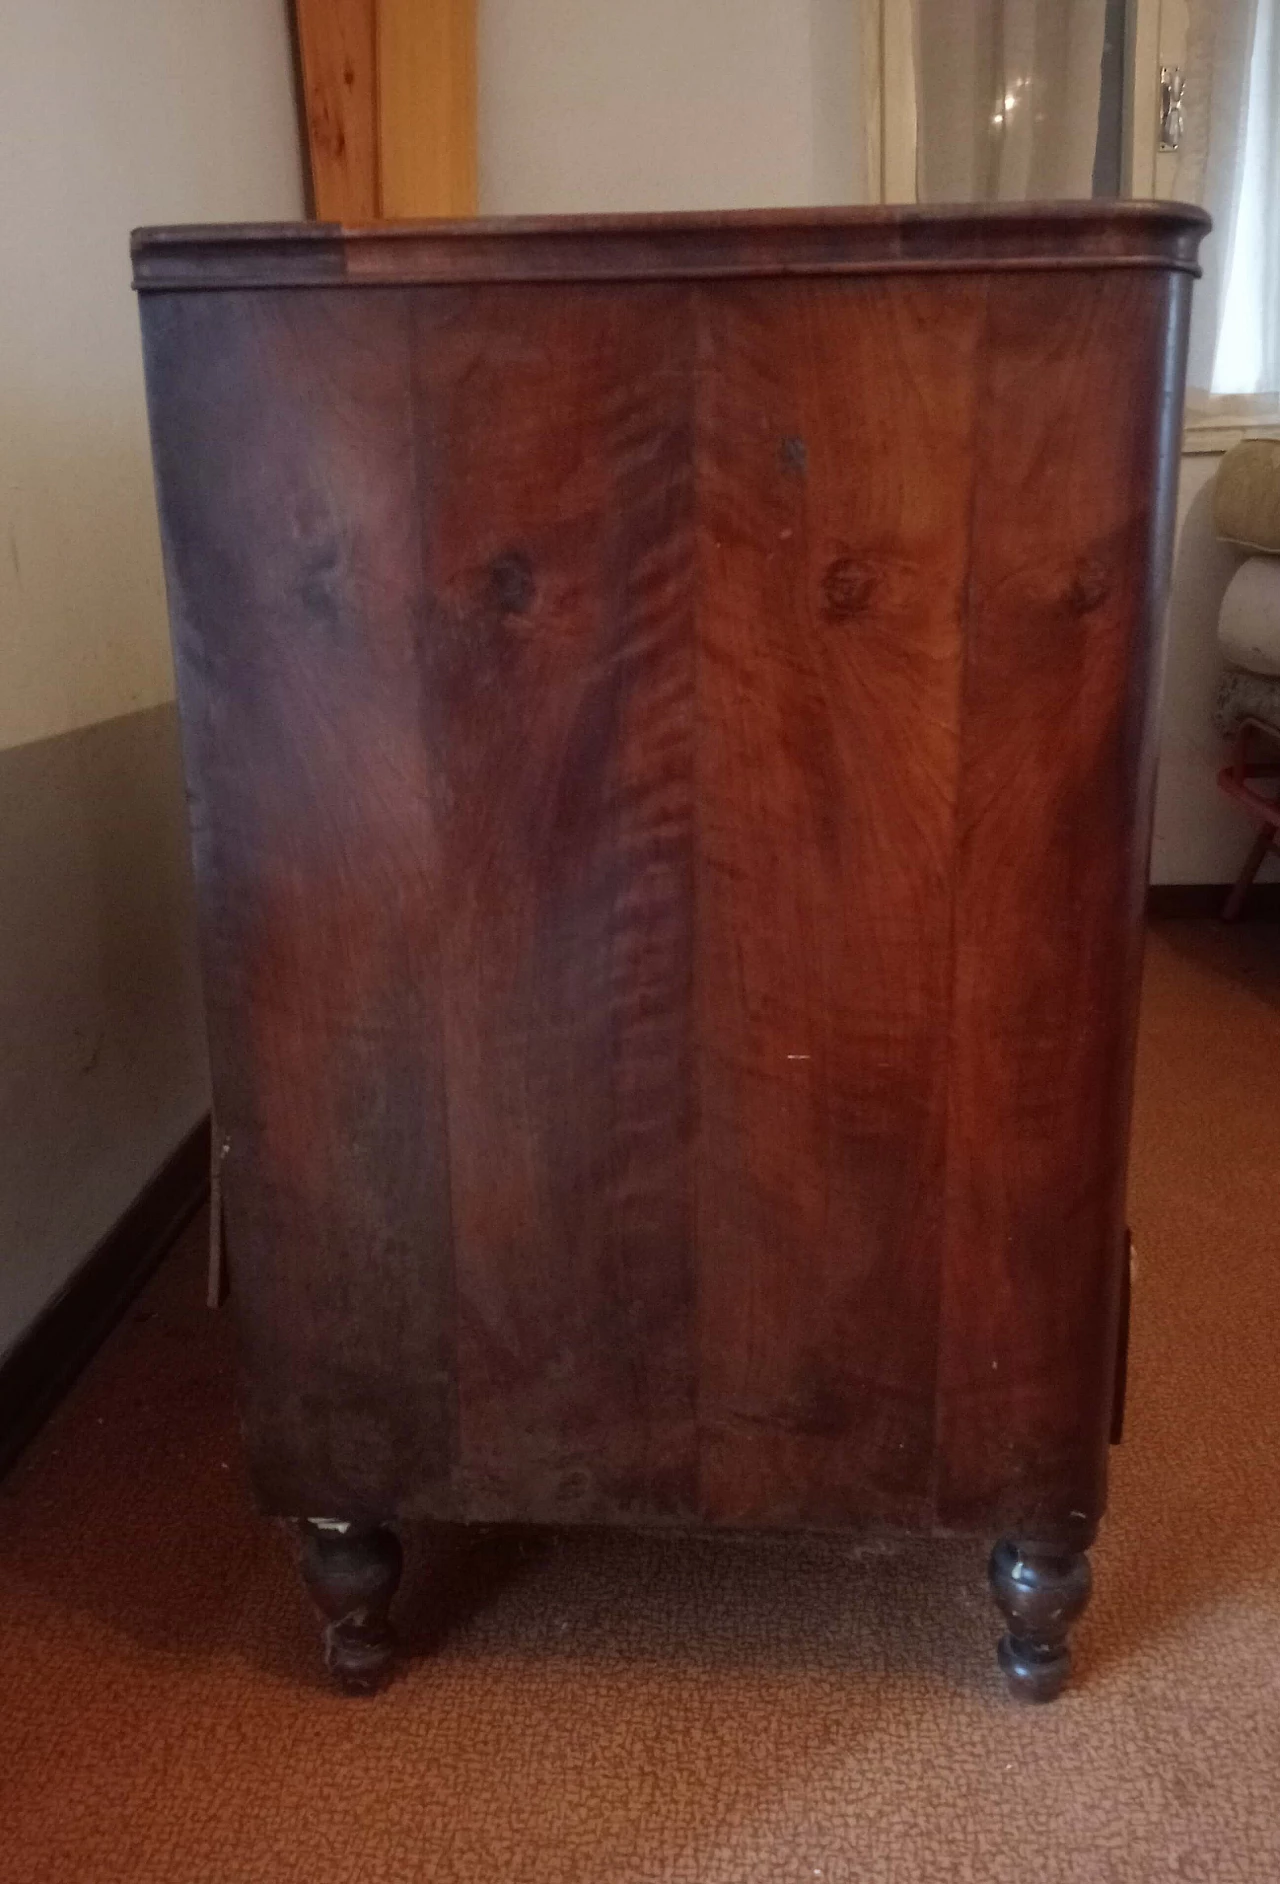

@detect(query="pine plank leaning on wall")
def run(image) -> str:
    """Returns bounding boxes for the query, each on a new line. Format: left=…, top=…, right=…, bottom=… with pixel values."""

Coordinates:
left=293, top=0, right=476, bottom=219
left=293, top=0, right=380, bottom=218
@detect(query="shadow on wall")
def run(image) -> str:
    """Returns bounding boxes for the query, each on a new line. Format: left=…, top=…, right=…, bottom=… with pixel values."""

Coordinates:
left=0, top=703, right=209, bottom=1360
left=0, top=354, right=216, bottom=1360
left=1151, top=463, right=1279, bottom=885
left=1, top=394, right=178, bottom=754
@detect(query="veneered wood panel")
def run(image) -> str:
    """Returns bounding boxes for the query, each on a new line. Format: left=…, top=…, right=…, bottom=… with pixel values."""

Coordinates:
left=377, top=0, right=476, bottom=217
left=407, top=284, right=700, bottom=1522
left=935, top=271, right=1190, bottom=1539
left=293, top=0, right=379, bottom=220
left=141, top=289, right=455, bottom=1521
left=693, top=278, right=987, bottom=1528
left=134, top=209, right=1205, bottom=1583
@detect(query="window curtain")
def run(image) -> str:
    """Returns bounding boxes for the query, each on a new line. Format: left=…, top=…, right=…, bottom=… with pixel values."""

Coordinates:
left=1176, top=0, right=1280, bottom=397
left=913, top=0, right=1108, bottom=203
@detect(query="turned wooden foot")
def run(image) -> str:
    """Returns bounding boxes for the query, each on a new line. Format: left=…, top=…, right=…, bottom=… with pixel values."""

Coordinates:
left=300, top=1520, right=402, bottom=1693
left=988, top=1537, right=1092, bottom=1703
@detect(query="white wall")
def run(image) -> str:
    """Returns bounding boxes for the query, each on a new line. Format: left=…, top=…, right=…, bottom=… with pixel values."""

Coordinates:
left=0, top=0, right=304, bottom=1360
left=1, top=1, right=305, bottom=752
left=478, top=0, right=863, bottom=214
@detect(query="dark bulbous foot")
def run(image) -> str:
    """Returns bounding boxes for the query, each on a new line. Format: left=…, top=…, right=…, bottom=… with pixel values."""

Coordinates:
left=988, top=1537, right=1092, bottom=1703
left=300, top=1520, right=403, bottom=1694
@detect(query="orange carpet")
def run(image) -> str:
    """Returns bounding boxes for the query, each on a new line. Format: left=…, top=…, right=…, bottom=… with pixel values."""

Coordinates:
left=2, top=919, right=1278, bottom=1884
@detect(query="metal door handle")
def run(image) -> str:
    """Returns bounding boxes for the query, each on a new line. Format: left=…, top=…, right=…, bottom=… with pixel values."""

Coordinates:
left=1160, top=66, right=1185, bottom=152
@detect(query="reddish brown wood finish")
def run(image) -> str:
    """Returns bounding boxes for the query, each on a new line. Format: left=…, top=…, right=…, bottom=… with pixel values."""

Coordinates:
left=135, top=208, right=1205, bottom=1581
left=140, top=290, right=457, bottom=1522
left=408, top=284, right=700, bottom=1522
left=935, top=270, right=1190, bottom=1543
left=292, top=0, right=380, bottom=222
left=694, top=277, right=986, bottom=1530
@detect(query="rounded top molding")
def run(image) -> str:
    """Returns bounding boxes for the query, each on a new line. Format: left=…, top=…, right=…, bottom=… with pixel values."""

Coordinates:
left=133, top=200, right=1210, bottom=293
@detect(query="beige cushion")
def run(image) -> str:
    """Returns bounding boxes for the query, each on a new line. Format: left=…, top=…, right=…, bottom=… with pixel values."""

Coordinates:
left=1218, top=558, right=1280, bottom=675
left=1214, top=437, right=1280, bottom=553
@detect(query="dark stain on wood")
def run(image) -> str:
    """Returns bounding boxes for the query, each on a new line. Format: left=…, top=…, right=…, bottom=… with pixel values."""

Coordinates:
left=135, top=206, right=1203, bottom=1553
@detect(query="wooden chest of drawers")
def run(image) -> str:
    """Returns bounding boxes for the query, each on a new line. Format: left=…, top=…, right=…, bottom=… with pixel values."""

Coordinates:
left=135, top=202, right=1206, bottom=1697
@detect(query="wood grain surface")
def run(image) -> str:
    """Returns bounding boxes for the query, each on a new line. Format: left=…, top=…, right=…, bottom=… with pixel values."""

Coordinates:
left=376, top=0, right=476, bottom=218
left=694, top=278, right=984, bottom=1528
left=138, top=208, right=1203, bottom=1543
left=132, top=201, right=1209, bottom=292
left=293, top=0, right=379, bottom=221
left=142, top=289, right=455, bottom=1520
left=407, top=285, right=699, bottom=1521
left=292, top=0, right=477, bottom=222
left=934, top=270, right=1193, bottom=1543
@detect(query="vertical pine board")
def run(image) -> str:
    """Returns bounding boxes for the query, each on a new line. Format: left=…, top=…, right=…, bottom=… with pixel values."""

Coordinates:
left=142, top=289, right=455, bottom=1519
left=293, top=0, right=380, bottom=220
left=935, top=272, right=1186, bottom=1538
left=408, top=284, right=700, bottom=1522
left=694, top=278, right=986, bottom=1528
left=378, top=0, right=477, bottom=216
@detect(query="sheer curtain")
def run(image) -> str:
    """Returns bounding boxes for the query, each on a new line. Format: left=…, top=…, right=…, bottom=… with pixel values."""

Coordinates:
left=913, top=0, right=1109, bottom=203
left=910, top=0, right=1279, bottom=401
left=1176, top=0, right=1280, bottom=397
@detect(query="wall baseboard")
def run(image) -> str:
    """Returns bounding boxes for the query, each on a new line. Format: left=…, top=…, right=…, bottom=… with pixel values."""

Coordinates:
left=1147, top=883, right=1280, bottom=918
left=0, top=1116, right=210, bottom=1481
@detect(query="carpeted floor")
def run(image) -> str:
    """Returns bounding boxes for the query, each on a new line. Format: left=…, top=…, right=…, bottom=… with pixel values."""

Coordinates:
left=2, top=919, right=1278, bottom=1884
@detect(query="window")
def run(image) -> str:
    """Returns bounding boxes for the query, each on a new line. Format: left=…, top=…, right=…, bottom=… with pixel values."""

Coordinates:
left=1207, top=0, right=1278, bottom=397
left=867, top=1, right=1280, bottom=440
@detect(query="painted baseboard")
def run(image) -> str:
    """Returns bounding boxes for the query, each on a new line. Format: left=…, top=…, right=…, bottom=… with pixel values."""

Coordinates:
left=0, top=1117, right=210, bottom=1480
left=1147, top=883, right=1280, bottom=918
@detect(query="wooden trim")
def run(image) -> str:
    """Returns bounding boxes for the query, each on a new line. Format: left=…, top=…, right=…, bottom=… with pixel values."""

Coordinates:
left=377, top=0, right=476, bottom=218
left=132, top=202, right=1209, bottom=293
left=0, top=1119, right=210, bottom=1480
left=859, top=0, right=883, bottom=204
left=293, top=0, right=380, bottom=221
left=1147, top=883, right=1280, bottom=918
left=292, top=1, right=476, bottom=220
left=880, top=0, right=918, bottom=204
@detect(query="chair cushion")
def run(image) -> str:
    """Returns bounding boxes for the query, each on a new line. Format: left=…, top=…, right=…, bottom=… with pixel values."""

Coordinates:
left=1214, top=437, right=1280, bottom=552
left=1218, top=557, right=1280, bottom=675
